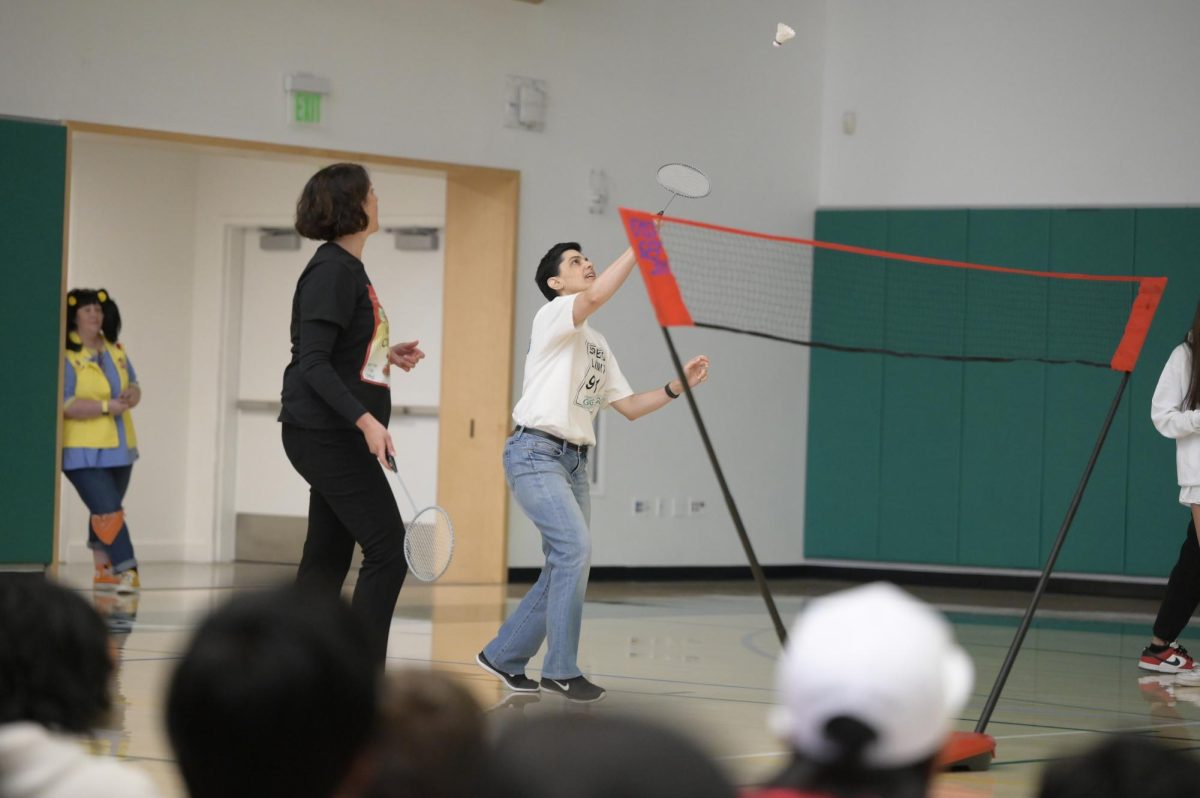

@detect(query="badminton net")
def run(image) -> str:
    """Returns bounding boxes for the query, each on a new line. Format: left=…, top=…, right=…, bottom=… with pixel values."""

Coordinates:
left=619, top=208, right=1165, bottom=372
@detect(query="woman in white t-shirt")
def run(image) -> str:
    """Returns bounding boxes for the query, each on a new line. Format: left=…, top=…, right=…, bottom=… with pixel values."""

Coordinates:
left=477, top=241, right=709, bottom=703
left=1142, top=303, right=1200, bottom=679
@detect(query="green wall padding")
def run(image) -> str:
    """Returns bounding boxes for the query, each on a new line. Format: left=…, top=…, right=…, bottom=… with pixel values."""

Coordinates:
left=1, top=118, right=67, bottom=566
left=807, top=206, right=1199, bottom=579
left=806, top=211, right=887, bottom=560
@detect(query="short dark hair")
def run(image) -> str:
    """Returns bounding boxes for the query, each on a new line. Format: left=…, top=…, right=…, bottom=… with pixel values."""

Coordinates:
left=1038, top=734, right=1200, bottom=798
left=295, top=163, right=372, bottom=241
left=361, top=669, right=486, bottom=798
left=535, top=242, right=581, bottom=301
left=166, top=585, right=379, bottom=798
left=0, top=577, right=113, bottom=733
left=486, top=714, right=736, bottom=798
left=65, top=287, right=122, bottom=351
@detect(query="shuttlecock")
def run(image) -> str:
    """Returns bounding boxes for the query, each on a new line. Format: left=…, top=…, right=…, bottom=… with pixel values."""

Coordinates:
left=773, top=22, right=795, bottom=47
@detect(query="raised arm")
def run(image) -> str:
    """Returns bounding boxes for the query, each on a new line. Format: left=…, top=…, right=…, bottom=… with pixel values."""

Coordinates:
left=572, top=247, right=638, bottom=327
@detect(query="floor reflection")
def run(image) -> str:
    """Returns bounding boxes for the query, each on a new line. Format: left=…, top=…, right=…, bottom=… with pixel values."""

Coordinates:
left=41, top=563, right=1196, bottom=798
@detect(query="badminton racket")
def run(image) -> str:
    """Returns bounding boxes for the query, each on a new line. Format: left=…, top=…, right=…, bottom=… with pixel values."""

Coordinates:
left=656, top=163, right=711, bottom=215
left=386, top=454, right=455, bottom=581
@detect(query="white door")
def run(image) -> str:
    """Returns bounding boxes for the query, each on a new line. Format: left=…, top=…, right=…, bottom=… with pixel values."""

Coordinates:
left=231, top=229, right=444, bottom=560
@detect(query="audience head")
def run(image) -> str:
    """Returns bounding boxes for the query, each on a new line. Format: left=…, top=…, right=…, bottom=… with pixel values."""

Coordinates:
left=486, top=713, right=737, bottom=798
left=360, top=668, right=486, bottom=798
left=0, top=576, right=114, bottom=733
left=1038, top=734, right=1200, bottom=798
left=768, top=582, right=973, bottom=796
left=165, top=585, right=378, bottom=798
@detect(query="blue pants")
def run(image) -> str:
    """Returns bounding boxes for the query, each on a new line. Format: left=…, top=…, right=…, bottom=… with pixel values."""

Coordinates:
left=64, top=466, right=137, bottom=573
left=484, top=430, right=592, bottom=680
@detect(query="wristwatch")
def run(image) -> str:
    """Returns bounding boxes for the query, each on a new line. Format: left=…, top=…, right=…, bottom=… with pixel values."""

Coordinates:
left=101, top=399, right=109, bottom=415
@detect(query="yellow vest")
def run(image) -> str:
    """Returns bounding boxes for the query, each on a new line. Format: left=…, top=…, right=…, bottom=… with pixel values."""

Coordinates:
left=63, top=340, right=139, bottom=450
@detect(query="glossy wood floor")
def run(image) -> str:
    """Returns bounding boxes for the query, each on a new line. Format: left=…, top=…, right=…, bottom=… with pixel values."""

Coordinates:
left=54, top=563, right=1200, bottom=798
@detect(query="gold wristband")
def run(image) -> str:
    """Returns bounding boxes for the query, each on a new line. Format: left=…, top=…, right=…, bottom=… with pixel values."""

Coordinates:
left=101, top=400, right=109, bottom=415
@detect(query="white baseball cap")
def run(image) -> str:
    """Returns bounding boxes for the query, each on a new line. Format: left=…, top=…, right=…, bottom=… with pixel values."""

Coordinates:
left=769, top=582, right=974, bottom=768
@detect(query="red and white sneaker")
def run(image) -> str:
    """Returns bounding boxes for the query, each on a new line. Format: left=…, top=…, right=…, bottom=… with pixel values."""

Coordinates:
left=1139, top=642, right=1195, bottom=673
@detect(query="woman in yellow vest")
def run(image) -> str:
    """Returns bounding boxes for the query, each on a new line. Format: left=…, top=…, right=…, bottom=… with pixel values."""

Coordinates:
left=62, top=288, right=142, bottom=593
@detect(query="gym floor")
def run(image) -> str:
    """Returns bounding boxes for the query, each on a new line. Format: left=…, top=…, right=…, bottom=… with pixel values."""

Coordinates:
left=57, top=563, right=1195, bottom=798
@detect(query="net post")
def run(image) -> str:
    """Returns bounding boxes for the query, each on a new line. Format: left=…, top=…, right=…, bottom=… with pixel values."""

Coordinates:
left=661, top=326, right=789, bottom=646
left=973, top=370, right=1131, bottom=734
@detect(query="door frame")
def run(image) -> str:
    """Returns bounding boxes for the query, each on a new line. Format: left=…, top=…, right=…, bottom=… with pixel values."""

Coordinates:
left=66, top=121, right=519, bottom=584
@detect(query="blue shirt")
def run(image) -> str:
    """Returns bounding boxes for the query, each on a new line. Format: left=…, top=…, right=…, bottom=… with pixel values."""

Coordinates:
left=62, top=349, right=140, bottom=471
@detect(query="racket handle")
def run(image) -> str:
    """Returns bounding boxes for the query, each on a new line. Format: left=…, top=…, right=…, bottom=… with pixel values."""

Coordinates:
left=386, top=453, right=397, bottom=472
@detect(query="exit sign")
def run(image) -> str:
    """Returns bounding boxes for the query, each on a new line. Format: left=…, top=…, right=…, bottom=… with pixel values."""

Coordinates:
left=283, top=73, right=331, bottom=126
left=292, top=91, right=322, bottom=124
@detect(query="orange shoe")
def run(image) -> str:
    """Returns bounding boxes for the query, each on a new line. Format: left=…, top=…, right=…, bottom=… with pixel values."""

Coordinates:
left=93, top=563, right=120, bottom=592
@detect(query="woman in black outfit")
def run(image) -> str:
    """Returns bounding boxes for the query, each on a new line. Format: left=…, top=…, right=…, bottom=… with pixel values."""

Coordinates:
left=280, top=163, right=425, bottom=664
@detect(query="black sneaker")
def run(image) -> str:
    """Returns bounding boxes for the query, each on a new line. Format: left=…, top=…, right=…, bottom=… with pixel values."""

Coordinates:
left=539, top=675, right=606, bottom=703
left=476, top=652, right=540, bottom=692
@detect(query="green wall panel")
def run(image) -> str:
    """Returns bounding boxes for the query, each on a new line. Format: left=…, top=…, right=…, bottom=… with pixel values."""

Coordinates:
left=1041, top=210, right=1134, bottom=575
left=0, top=118, right=67, bottom=566
left=805, top=211, right=887, bottom=560
left=808, top=206, right=1191, bottom=579
left=877, top=211, right=967, bottom=564
left=1125, top=209, right=1200, bottom=576
left=958, top=211, right=1050, bottom=568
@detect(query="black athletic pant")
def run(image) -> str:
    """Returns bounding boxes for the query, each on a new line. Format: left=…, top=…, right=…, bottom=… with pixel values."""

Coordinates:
left=1152, top=515, right=1200, bottom=643
left=282, top=423, right=407, bottom=663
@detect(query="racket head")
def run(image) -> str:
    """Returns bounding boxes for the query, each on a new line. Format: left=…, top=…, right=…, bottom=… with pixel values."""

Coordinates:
left=403, top=505, right=455, bottom=582
left=656, top=163, right=711, bottom=199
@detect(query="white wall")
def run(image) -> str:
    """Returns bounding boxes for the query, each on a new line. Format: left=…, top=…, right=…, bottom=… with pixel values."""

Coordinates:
left=8, top=0, right=827, bottom=569
left=60, top=139, right=199, bottom=562
left=819, top=0, right=1200, bottom=206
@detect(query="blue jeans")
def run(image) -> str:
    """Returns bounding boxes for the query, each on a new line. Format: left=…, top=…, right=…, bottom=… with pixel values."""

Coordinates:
left=484, top=430, right=592, bottom=679
left=64, top=466, right=137, bottom=573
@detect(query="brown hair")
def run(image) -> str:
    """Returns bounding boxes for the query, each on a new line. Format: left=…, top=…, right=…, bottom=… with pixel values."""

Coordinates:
left=295, top=163, right=371, bottom=241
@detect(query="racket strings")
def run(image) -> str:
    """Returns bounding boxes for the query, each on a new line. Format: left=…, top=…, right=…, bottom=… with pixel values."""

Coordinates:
left=404, top=507, right=454, bottom=581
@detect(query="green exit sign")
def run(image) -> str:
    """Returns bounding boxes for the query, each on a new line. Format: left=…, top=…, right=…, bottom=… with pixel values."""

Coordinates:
left=292, top=91, right=322, bottom=124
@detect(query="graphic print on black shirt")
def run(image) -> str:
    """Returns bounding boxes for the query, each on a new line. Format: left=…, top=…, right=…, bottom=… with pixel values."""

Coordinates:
left=573, top=340, right=609, bottom=415
left=279, top=242, right=392, bottom=430
left=360, top=284, right=391, bottom=387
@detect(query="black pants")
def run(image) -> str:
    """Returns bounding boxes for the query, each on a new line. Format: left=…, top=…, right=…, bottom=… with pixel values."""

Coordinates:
left=1152, top=515, right=1200, bottom=643
left=282, top=423, right=407, bottom=663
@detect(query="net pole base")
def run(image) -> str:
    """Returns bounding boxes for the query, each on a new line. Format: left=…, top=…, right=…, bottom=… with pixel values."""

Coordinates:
left=937, top=731, right=996, bottom=772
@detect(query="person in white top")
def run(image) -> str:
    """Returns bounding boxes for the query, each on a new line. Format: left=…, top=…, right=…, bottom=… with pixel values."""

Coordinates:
left=1142, top=305, right=1200, bottom=679
left=477, top=239, right=709, bottom=703
left=0, top=578, right=160, bottom=798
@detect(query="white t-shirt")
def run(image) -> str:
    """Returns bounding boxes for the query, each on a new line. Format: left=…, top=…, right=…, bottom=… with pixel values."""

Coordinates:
left=0, top=723, right=161, bottom=798
left=512, top=294, right=634, bottom=446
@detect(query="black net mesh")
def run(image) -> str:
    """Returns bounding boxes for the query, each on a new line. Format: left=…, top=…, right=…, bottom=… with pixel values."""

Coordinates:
left=643, top=214, right=1148, bottom=369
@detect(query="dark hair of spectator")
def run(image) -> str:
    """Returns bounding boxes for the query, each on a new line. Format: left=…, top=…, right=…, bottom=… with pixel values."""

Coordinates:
left=1038, top=734, right=1200, bottom=798
left=534, top=242, right=581, bottom=301
left=765, top=716, right=934, bottom=798
left=65, top=288, right=122, bottom=351
left=295, top=162, right=372, bottom=241
left=360, top=668, right=486, bottom=798
left=0, top=577, right=113, bottom=733
left=165, top=585, right=379, bottom=798
left=486, top=714, right=737, bottom=798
